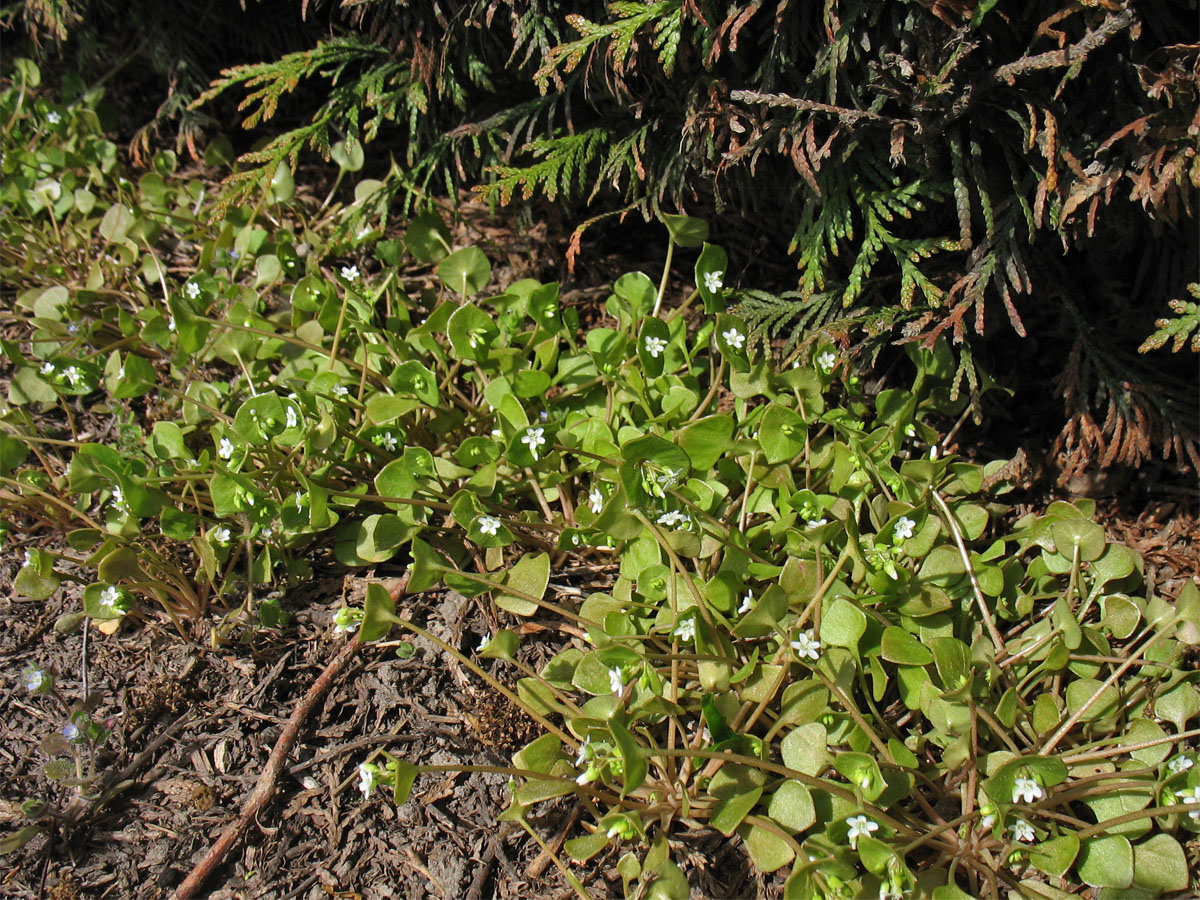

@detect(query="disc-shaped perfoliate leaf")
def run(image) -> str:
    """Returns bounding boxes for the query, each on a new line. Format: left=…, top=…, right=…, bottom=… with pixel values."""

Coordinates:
left=360, top=581, right=400, bottom=642
left=437, top=246, right=491, bottom=298
left=820, top=597, right=867, bottom=652
left=269, top=161, right=294, bottom=202
left=479, top=629, right=519, bottom=661
left=659, top=212, right=709, bottom=248
left=404, top=211, right=451, bottom=264
left=637, top=316, right=671, bottom=379
left=619, top=434, right=692, bottom=505
left=528, top=281, right=561, bottom=328
left=1131, top=834, right=1190, bottom=894
left=330, top=138, right=364, bottom=173
left=758, top=403, right=806, bottom=464
left=612, top=271, right=657, bottom=320
left=233, top=393, right=285, bottom=446
left=349, top=514, right=414, bottom=564
left=447, top=303, right=499, bottom=361
left=678, top=415, right=733, bottom=470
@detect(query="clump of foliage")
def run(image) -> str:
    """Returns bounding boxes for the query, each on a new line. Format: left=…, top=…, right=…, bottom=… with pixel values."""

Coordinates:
left=4, top=69, right=1200, bottom=898
left=184, top=0, right=1198, bottom=475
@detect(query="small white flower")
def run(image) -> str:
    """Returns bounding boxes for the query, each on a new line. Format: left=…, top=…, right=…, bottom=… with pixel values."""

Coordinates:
left=46, top=111, right=61, bottom=124
left=166, top=316, right=175, bottom=332
left=61, top=722, right=80, bottom=741
left=63, top=366, right=83, bottom=386
left=332, top=384, right=350, bottom=396
left=285, top=406, right=298, bottom=429
left=356, top=226, right=372, bottom=241
left=1012, top=777, right=1044, bottom=805
left=643, top=335, right=668, bottom=358
left=67, top=322, right=78, bottom=335
left=357, top=762, right=378, bottom=798
left=378, top=431, right=398, bottom=451
left=807, top=518, right=828, bottom=529
left=608, top=666, right=624, bottom=694
left=24, top=549, right=35, bottom=567
left=40, top=362, right=55, bottom=375
left=575, top=737, right=591, bottom=767
left=111, top=485, right=124, bottom=506
left=245, top=494, right=255, bottom=507
left=333, top=607, right=359, bottom=633
left=817, top=351, right=837, bottom=373
left=721, top=328, right=745, bottom=350
left=261, top=527, right=273, bottom=540
left=588, top=487, right=604, bottom=514
left=979, top=811, right=995, bottom=830
left=845, top=815, right=878, bottom=849
left=657, top=509, right=688, bottom=528
left=23, top=668, right=48, bottom=693
left=117, top=366, right=125, bottom=379
left=477, top=633, right=491, bottom=652
left=212, top=527, right=231, bottom=544
left=100, top=585, right=122, bottom=608
left=1008, top=819, right=1036, bottom=843
left=703, top=270, right=724, bottom=293
left=894, top=516, right=916, bottom=540
left=218, top=438, right=234, bottom=459
left=738, top=592, right=753, bottom=614
left=490, top=428, right=503, bottom=437
left=294, top=491, right=304, bottom=507
left=576, top=769, right=597, bottom=786
left=35, top=178, right=61, bottom=202
left=476, top=516, right=501, bottom=536
left=791, top=631, right=821, bottom=661
left=521, top=426, right=547, bottom=461
left=673, top=618, right=696, bottom=643
left=185, top=282, right=201, bottom=299
left=1176, top=786, right=1200, bottom=821
left=341, top=265, right=360, bottom=281
left=1168, top=755, right=1194, bottom=775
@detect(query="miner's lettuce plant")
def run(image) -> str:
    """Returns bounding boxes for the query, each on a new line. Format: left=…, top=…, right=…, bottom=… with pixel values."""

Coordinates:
left=3, top=61, right=1200, bottom=897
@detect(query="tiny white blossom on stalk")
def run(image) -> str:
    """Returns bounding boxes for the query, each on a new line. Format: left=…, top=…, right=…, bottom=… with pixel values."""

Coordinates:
left=477, top=633, right=491, bottom=652
left=817, top=351, right=837, bottom=373
left=285, top=407, right=298, bottom=429
left=845, top=815, right=878, bottom=849
left=575, top=737, right=591, bottom=767
left=703, top=271, right=724, bottom=293
left=212, top=526, right=231, bottom=544
left=111, top=485, right=125, bottom=507
left=643, top=335, right=667, bottom=358
left=738, top=592, right=753, bottom=614
left=1012, top=777, right=1044, bottom=804
left=23, top=668, right=49, bottom=693
left=341, top=265, right=359, bottom=281
left=185, top=282, right=201, bottom=299
left=608, top=666, right=624, bottom=694
left=100, top=585, right=122, bottom=608
left=673, top=618, right=696, bottom=643
left=61, top=722, right=80, bottom=741
left=378, top=431, right=398, bottom=451
left=807, top=518, right=828, bottom=529
left=521, top=426, right=547, bottom=461
left=1008, top=819, right=1036, bottom=843
left=894, top=516, right=916, bottom=540
left=357, top=763, right=378, bottom=798
left=1168, top=755, right=1194, bottom=775
left=576, top=767, right=598, bottom=786
left=721, top=328, right=745, bottom=350
left=24, top=549, right=35, bottom=567
left=1176, top=786, right=1200, bottom=821
left=657, top=509, right=688, bottom=528
left=791, top=631, right=821, bottom=661
left=476, top=516, right=501, bottom=536
left=46, top=111, right=61, bottom=124
left=63, top=366, right=83, bottom=386
left=332, top=384, right=349, bottom=396
left=589, top=487, right=604, bottom=514
left=218, top=438, right=235, bottom=459
left=41, top=362, right=55, bottom=375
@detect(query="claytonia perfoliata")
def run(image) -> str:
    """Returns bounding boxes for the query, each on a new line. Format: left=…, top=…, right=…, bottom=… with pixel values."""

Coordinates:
left=608, top=666, right=624, bottom=694
left=575, top=737, right=591, bottom=767
left=521, top=426, right=547, bottom=461
left=333, top=606, right=362, bottom=633
left=332, top=384, right=349, bottom=396
left=979, top=804, right=996, bottom=830
left=476, top=516, right=501, bottom=536
left=61, top=722, right=80, bottom=741
left=477, top=633, right=491, bottom=652
left=817, top=350, right=837, bottom=373
left=643, top=335, right=667, bottom=358
left=673, top=618, right=696, bottom=643
left=341, top=265, right=360, bottom=281
left=185, top=281, right=201, bottom=299
left=1012, top=777, right=1044, bottom=804
left=893, top=516, right=916, bottom=541
left=285, top=406, right=298, bottom=429
left=703, top=270, right=724, bottom=292
left=807, top=518, right=828, bottom=529
left=357, top=762, right=379, bottom=798
left=211, top=526, right=232, bottom=544
left=845, top=815, right=878, bottom=849
left=721, top=327, right=745, bottom=350
left=24, top=549, right=35, bottom=567
left=791, top=631, right=821, bottom=661
left=46, top=110, right=61, bottom=124
left=1176, top=786, right=1200, bottom=820
left=657, top=509, right=688, bottom=528
left=23, top=668, right=51, bottom=693
left=63, top=366, right=84, bottom=387
left=218, top=438, right=235, bottom=460
left=40, top=361, right=55, bottom=375
left=1168, top=755, right=1194, bottom=775
left=1008, top=819, right=1036, bottom=843
left=738, top=592, right=753, bottom=614
left=588, top=487, right=604, bottom=514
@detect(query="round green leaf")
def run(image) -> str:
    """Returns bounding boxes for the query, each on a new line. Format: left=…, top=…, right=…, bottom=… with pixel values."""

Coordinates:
left=1077, top=835, right=1133, bottom=889
left=447, top=303, right=499, bottom=361
left=437, top=246, right=491, bottom=297
left=767, top=781, right=816, bottom=833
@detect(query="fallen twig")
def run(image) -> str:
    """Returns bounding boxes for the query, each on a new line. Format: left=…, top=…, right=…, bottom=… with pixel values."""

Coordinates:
left=174, top=634, right=362, bottom=899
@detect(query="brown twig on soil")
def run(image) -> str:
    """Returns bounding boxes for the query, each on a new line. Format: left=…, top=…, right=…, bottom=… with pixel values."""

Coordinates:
left=175, top=576, right=407, bottom=899
left=174, top=635, right=362, bottom=899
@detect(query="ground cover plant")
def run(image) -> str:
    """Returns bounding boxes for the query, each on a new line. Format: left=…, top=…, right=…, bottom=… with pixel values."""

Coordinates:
left=3, top=59, right=1200, bottom=898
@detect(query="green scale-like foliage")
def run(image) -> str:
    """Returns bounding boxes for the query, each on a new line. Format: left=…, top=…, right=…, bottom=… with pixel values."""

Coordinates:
left=71, top=0, right=1195, bottom=471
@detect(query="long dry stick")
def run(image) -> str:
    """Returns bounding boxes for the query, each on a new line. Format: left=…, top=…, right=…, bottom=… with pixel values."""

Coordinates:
left=175, top=633, right=363, bottom=898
